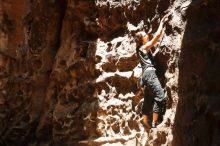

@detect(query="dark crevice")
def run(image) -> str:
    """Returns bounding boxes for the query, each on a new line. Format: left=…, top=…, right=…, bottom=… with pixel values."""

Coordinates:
left=54, top=0, right=68, bottom=55
left=33, top=0, right=68, bottom=144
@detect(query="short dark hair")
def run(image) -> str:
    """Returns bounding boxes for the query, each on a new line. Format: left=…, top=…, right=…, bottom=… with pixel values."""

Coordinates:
left=134, top=31, right=147, bottom=45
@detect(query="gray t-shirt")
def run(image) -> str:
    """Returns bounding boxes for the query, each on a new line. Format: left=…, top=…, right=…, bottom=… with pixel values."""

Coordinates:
left=137, top=46, right=155, bottom=71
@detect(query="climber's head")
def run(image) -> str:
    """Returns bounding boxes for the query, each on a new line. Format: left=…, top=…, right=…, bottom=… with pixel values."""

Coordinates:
left=135, top=31, right=149, bottom=45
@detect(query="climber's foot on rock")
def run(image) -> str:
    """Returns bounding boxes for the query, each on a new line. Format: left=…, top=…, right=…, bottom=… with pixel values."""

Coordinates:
left=151, top=121, right=158, bottom=128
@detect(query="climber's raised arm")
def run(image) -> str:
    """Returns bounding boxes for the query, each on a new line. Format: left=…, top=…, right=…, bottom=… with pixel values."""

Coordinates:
left=141, top=14, right=169, bottom=52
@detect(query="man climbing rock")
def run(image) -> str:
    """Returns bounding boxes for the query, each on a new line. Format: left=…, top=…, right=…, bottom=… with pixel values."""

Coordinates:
left=135, top=14, right=169, bottom=130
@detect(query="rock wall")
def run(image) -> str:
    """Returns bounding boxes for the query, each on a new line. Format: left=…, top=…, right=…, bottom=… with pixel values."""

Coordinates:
left=0, top=0, right=66, bottom=145
left=173, top=0, right=220, bottom=146
left=2, top=0, right=219, bottom=146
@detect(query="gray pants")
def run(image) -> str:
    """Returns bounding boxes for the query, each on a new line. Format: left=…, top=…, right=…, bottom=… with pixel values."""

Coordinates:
left=141, top=69, right=166, bottom=115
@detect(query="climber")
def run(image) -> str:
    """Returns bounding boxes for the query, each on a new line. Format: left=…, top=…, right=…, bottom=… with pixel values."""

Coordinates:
left=135, top=14, right=169, bottom=130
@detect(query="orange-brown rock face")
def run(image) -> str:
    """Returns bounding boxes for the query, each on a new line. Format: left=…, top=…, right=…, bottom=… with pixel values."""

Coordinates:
left=1, top=0, right=219, bottom=146
left=0, top=0, right=29, bottom=58
left=0, top=0, right=66, bottom=145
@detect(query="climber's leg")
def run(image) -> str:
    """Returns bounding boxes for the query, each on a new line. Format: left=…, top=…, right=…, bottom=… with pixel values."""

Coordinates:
left=142, top=69, right=166, bottom=126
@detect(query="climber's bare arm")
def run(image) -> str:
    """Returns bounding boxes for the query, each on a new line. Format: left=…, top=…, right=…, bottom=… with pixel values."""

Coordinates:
left=141, top=14, right=169, bottom=53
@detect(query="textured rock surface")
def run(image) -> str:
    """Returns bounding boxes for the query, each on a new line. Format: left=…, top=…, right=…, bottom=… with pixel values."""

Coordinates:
left=0, top=0, right=219, bottom=146
left=173, top=0, right=220, bottom=146
left=0, top=0, right=66, bottom=145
